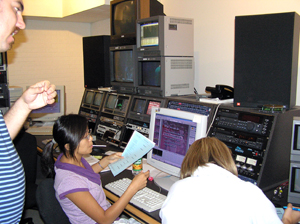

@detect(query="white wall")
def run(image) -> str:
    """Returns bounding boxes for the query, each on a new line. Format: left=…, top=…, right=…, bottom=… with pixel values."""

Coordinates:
left=90, top=0, right=300, bottom=106
left=158, top=0, right=300, bottom=104
left=7, top=20, right=91, bottom=114
left=91, top=18, right=110, bottom=36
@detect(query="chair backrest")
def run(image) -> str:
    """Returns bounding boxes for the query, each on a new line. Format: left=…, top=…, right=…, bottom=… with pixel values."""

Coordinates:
left=14, top=130, right=38, bottom=209
left=36, top=178, right=71, bottom=224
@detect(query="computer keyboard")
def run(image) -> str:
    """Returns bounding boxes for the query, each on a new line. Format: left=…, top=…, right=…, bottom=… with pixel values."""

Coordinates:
left=105, top=178, right=167, bottom=212
left=26, top=126, right=53, bottom=135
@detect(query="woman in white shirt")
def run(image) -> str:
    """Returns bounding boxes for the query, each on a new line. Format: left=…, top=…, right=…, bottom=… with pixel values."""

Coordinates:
left=160, top=137, right=300, bottom=224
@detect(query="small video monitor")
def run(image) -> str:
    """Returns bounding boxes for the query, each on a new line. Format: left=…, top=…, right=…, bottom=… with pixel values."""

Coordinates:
left=105, top=94, right=118, bottom=109
left=132, top=99, right=147, bottom=114
left=93, top=92, right=104, bottom=106
left=84, top=91, right=94, bottom=104
left=146, top=101, right=161, bottom=115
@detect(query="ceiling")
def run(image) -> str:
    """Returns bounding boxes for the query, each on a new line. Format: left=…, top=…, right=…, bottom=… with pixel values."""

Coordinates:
left=23, top=5, right=111, bottom=23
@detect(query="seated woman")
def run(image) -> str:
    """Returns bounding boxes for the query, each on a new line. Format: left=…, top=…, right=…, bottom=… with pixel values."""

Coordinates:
left=159, top=137, right=300, bottom=224
left=41, top=114, right=149, bottom=224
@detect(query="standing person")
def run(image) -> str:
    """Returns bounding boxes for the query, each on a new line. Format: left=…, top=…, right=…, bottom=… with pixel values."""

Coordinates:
left=160, top=137, right=300, bottom=224
left=41, top=114, right=149, bottom=224
left=0, top=0, right=57, bottom=223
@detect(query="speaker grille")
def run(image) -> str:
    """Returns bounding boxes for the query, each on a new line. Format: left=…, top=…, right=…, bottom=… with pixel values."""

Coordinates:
left=171, top=59, right=193, bottom=69
left=170, top=18, right=193, bottom=25
left=234, top=12, right=300, bottom=109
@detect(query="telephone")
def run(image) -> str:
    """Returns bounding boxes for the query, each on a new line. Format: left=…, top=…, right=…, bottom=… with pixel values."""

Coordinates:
left=205, top=85, right=234, bottom=100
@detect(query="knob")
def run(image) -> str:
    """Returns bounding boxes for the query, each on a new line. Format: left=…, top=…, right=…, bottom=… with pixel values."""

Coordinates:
left=246, top=122, right=255, bottom=131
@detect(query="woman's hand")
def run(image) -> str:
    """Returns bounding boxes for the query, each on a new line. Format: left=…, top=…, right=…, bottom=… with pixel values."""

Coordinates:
left=128, top=171, right=150, bottom=192
left=105, top=152, right=123, bottom=164
left=93, top=152, right=123, bottom=173
left=282, top=203, right=300, bottom=224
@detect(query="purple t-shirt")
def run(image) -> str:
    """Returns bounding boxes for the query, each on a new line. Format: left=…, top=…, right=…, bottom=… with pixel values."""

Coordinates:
left=54, top=154, right=111, bottom=224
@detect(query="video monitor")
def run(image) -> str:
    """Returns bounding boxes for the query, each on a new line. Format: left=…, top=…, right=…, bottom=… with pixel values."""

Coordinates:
left=93, top=92, right=104, bottom=107
left=84, top=91, right=95, bottom=104
left=110, top=45, right=138, bottom=94
left=141, top=61, right=161, bottom=87
left=146, top=101, right=161, bottom=115
left=113, top=50, right=134, bottom=82
left=132, top=99, right=147, bottom=114
left=140, top=22, right=159, bottom=47
left=105, top=94, right=118, bottom=109
left=112, top=0, right=136, bottom=37
left=110, top=0, right=164, bottom=46
left=137, top=15, right=194, bottom=57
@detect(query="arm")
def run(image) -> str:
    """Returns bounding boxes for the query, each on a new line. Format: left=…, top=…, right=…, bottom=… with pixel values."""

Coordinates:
left=91, top=152, right=123, bottom=173
left=4, top=80, right=56, bottom=139
left=282, top=203, right=300, bottom=224
left=66, top=171, right=149, bottom=224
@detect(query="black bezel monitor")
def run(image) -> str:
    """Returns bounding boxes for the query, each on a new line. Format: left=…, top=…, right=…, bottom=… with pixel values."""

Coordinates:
left=110, top=0, right=164, bottom=46
left=127, top=95, right=166, bottom=123
left=137, top=56, right=163, bottom=97
left=102, top=92, right=132, bottom=118
left=110, top=45, right=138, bottom=94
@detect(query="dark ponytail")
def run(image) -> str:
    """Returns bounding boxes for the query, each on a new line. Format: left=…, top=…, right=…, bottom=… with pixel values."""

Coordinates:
left=40, top=114, right=88, bottom=178
left=41, top=140, right=56, bottom=178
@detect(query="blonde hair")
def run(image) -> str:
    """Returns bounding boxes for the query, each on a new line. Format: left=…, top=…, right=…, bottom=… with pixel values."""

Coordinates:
left=180, top=137, right=238, bottom=179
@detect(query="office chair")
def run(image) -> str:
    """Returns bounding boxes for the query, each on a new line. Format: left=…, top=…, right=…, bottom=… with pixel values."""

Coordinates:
left=14, top=130, right=38, bottom=224
left=36, top=178, right=71, bottom=224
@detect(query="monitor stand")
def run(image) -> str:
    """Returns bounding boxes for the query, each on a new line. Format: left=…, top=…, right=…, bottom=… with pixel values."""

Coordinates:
left=153, top=172, right=179, bottom=191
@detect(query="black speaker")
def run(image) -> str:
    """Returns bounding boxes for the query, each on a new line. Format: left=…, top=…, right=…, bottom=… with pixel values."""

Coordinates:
left=234, top=12, right=300, bottom=109
left=82, top=35, right=111, bottom=88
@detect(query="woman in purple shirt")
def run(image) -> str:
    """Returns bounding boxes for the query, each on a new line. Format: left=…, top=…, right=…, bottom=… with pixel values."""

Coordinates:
left=42, top=114, right=149, bottom=224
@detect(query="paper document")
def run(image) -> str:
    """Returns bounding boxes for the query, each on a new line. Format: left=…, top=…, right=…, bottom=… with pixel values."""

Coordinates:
left=109, top=131, right=155, bottom=176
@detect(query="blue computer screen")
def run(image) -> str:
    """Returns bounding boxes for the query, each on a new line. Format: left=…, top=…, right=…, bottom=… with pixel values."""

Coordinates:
left=31, top=89, right=60, bottom=114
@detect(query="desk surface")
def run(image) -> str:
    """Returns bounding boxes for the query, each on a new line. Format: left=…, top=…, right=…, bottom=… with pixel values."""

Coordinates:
left=36, top=135, right=165, bottom=224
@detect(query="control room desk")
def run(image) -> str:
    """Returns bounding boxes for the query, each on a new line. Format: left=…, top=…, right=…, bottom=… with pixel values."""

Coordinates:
left=35, top=135, right=165, bottom=224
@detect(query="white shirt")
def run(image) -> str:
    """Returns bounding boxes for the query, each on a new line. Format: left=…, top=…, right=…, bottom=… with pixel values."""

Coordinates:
left=160, top=163, right=282, bottom=224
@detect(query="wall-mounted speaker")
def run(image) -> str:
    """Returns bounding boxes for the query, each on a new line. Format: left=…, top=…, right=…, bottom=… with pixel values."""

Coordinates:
left=82, top=35, right=111, bottom=88
left=234, top=12, right=300, bottom=109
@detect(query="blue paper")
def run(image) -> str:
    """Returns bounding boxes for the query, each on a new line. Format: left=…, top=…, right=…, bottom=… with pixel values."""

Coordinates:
left=109, top=131, right=155, bottom=176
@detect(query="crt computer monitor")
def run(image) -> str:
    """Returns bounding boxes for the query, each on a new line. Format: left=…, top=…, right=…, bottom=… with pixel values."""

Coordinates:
left=110, top=45, right=138, bottom=94
left=147, top=107, right=207, bottom=191
left=28, top=85, right=65, bottom=122
left=110, top=0, right=164, bottom=46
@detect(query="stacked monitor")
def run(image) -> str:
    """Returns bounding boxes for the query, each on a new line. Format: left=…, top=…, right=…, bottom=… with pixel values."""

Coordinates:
left=79, top=88, right=108, bottom=133
left=95, top=92, right=132, bottom=146
left=136, top=15, right=194, bottom=57
left=28, top=85, right=65, bottom=122
left=110, top=0, right=165, bottom=46
left=120, top=95, right=166, bottom=149
left=147, top=108, right=207, bottom=191
left=110, top=45, right=138, bottom=94
left=110, top=0, right=165, bottom=95
left=137, top=56, right=194, bottom=97
left=136, top=16, right=195, bottom=97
